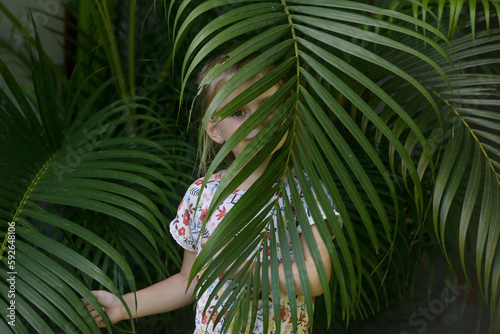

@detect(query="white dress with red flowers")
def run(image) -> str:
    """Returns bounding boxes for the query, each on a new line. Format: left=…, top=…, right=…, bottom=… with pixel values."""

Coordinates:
left=169, top=171, right=340, bottom=334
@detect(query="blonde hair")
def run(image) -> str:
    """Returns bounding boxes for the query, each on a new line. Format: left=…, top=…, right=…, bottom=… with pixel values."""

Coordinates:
left=196, top=53, right=278, bottom=174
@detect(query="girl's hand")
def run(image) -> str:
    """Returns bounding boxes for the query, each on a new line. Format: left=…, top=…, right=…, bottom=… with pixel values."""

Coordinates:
left=83, top=290, right=125, bottom=328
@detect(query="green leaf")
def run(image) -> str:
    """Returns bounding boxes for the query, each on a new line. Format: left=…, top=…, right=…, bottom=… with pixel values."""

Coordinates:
left=295, top=24, right=441, bottom=117
left=300, top=73, right=391, bottom=245
left=432, top=123, right=464, bottom=244
left=459, top=147, right=484, bottom=281
left=276, top=194, right=298, bottom=331
left=181, top=12, right=287, bottom=91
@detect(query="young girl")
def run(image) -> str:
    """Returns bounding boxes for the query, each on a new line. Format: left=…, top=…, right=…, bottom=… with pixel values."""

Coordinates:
left=84, top=53, right=341, bottom=333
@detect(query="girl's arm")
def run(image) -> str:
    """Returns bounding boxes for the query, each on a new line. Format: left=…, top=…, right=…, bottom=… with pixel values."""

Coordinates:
left=276, top=223, right=331, bottom=296
left=220, top=223, right=331, bottom=297
left=84, top=249, right=197, bottom=327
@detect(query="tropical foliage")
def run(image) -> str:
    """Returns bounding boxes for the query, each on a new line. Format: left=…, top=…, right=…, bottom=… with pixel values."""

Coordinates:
left=0, top=1, right=198, bottom=333
left=0, top=0, right=499, bottom=333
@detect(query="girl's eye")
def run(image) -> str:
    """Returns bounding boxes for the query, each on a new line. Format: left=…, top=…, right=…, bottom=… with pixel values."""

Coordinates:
left=232, top=110, right=246, bottom=118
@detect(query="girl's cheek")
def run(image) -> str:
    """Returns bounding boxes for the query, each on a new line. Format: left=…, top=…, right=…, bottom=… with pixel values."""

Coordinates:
left=263, top=110, right=278, bottom=125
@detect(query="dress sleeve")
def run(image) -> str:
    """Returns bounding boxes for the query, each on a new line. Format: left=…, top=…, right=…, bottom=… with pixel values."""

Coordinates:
left=169, top=183, right=198, bottom=252
left=289, top=173, right=342, bottom=233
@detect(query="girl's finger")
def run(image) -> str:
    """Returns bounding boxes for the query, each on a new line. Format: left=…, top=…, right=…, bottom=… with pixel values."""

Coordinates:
left=90, top=309, right=101, bottom=319
left=95, top=316, right=106, bottom=328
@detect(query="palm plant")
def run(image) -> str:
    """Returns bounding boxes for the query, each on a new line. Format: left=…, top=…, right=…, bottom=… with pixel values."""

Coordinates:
left=0, top=0, right=499, bottom=333
left=175, top=0, right=500, bottom=332
left=0, top=1, right=198, bottom=333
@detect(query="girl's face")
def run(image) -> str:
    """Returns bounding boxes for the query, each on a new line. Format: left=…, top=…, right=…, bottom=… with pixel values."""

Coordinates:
left=205, top=79, right=287, bottom=159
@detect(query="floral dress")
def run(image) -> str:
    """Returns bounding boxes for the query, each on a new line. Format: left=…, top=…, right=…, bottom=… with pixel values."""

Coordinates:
left=169, top=171, right=340, bottom=334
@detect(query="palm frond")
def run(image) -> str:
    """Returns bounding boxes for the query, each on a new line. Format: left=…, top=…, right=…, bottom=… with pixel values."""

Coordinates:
left=371, top=17, right=500, bottom=328
left=174, top=0, right=457, bottom=331
left=0, top=37, right=193, bottom=332
left=391, top=0, right=500, bottom=39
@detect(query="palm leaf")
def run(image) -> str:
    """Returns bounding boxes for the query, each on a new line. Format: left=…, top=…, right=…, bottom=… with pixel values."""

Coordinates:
left=173, top=0, right=462, bottom=331
left=0, top=35, right=192, bottom=332
left=369, top=14, right=500, bottom=329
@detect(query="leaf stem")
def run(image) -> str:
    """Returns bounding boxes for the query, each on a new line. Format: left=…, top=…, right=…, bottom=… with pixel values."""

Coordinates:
left=430, top=86, right=500, bottom=186
left=281, top=0, right=301, bottom=172
left=0, top=153, right=56, bottom=260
